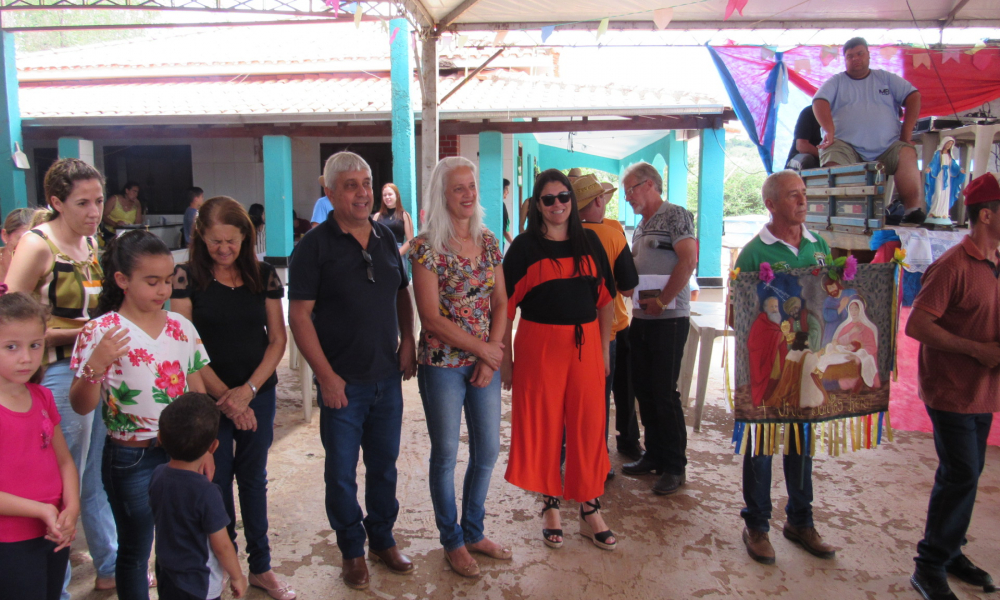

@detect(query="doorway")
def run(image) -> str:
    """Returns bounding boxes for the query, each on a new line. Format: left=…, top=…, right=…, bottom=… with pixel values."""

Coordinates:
left=103, top=145, right=193, bottom=215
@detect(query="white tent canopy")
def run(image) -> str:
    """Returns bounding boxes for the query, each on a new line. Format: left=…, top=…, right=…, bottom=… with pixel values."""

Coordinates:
left=406, top=0, right=999, bottom=30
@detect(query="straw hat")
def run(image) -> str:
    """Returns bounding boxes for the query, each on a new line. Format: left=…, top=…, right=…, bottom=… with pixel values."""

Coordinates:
left=572, top=174, right=617, bottom=210
left=567, top=168, right=583, bottom=180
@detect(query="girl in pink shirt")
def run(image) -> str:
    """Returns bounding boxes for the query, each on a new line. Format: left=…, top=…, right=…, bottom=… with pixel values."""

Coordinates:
left=0, top=292, right=80, bottom=600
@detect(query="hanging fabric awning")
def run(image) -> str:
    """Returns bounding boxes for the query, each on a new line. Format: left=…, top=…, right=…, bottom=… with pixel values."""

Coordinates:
left=708, top=44, right=1000, bottom=174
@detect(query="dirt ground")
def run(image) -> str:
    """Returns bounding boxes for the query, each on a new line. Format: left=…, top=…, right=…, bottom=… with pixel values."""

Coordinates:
left=66, top=335, right=1000, bottom=600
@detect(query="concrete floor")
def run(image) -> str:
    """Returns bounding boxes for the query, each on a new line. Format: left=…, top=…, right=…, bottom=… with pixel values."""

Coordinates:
left=66, top=334, right=1000, bottom=600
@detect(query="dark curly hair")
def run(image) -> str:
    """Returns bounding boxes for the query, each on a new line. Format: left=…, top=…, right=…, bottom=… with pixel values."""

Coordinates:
left=42, top=158, right=105, bottom=220
left=158, top=393, right=220, bottom=462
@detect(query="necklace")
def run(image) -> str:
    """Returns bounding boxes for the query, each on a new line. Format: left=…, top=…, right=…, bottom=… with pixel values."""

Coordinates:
left=213, top=268, right=240, bottom=290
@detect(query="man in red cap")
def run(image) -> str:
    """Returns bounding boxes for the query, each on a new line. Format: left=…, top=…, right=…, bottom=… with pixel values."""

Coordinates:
left=906, top=172, right=1000, bottom=600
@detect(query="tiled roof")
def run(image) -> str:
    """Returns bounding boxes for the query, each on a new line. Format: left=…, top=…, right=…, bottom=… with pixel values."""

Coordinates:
left=21, top=70, right=721, bottom=123
left=16, top=22, right=553, bottom=79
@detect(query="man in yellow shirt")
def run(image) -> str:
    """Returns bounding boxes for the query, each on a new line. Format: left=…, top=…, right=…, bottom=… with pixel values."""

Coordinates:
left=573, top=175, right=640, bottom=476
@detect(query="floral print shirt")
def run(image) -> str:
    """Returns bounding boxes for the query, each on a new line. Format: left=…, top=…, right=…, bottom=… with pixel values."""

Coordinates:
left=70, top=311, right=209, bottom=442
left=409, top=230, right=503, bottom=368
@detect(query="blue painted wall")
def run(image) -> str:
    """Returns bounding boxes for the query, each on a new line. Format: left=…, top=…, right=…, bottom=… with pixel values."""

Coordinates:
left=479, top=131, right=504, bottom=241
left=537, top=144, right=621, bottom=175
left=620, top=134, right=672, bottom=227
left=697, top=128, right=726, bottom=280
left=262, top=135, right=294, bottom=259
left=666, top=131, right=689, bottom=207
left=389, top=18, right=417, bottom=231
left=0, top=32, right=27, bottom=216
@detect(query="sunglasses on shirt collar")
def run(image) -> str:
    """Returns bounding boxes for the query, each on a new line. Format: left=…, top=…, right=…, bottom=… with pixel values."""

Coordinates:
left=539, top=192, right=573, bottom=207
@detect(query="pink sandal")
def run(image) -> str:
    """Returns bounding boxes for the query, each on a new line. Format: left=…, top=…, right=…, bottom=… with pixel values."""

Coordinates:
left=248, top=572, right=297, bottom=600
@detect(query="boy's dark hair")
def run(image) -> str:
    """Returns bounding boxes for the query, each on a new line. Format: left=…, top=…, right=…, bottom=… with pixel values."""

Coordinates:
left=503, top=178, right=510, bottom=191
left=187, top=187, right=204, bottom=203
left=158, top=393, right=220, bottom=462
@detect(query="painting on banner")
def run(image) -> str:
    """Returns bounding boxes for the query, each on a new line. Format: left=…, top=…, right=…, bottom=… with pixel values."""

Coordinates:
left=731, top=262, right=895, bottom=423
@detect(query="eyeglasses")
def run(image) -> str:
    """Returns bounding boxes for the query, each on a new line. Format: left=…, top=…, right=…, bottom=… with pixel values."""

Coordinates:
left=361, top=249, right=374, bottom=283
left=625, top=179, right=648, bottom=198
left=539, top=192, right=573, bottom=207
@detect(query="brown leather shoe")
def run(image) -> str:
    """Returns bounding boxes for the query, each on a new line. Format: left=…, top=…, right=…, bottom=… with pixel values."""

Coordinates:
left=742, top=527, right=776, bottom=565
left=342, top=556, right=369, bottom=590
left=369, top=545, right=415, bottom=575
left=782, top=524, right=836, bottom=559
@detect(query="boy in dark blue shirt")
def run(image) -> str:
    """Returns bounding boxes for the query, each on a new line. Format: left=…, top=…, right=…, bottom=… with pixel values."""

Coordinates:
left=151, top=393, right=247, bottom=599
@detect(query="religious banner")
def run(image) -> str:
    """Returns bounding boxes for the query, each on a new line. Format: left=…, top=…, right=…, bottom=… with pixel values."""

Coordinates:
left=730, top=261, right=897, bottom=455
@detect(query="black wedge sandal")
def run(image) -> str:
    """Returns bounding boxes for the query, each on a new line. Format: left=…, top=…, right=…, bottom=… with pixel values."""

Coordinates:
left=579, top=499, right=617, bottom=551
left=541, top=495, right=563, bottom=549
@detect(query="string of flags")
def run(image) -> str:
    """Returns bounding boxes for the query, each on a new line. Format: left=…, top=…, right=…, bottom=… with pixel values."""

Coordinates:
left=753, top=44, right=995, bottom=73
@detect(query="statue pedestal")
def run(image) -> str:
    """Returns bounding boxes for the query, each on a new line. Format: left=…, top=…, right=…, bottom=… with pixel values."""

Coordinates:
left=922, top=216, right=955, bottom=231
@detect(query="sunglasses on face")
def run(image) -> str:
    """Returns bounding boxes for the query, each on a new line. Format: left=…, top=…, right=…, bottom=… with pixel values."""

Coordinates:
left=539, top=192, right=573, bottom=207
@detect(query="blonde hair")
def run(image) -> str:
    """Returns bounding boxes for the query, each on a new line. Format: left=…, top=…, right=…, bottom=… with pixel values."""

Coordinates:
left=422, top=157, right=483, bottom=255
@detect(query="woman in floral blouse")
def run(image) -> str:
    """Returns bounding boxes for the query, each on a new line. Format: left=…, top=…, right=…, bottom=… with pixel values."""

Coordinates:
left=409, top=157, right=509, bottom=578
left=69, top=230, right=208, bottom=600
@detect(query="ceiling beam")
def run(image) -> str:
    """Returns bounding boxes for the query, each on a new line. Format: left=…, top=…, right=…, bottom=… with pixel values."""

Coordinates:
left=22, top=113, right=735, bottom=141
left=438, top=0, right=481, bottom=28
left=446, top=18, right=997, bottom=32
left=393, top=0, right=435, bottom=30
left=943, top=0, right=972, bottom=27
left=439, top=47, right=504, bottom=105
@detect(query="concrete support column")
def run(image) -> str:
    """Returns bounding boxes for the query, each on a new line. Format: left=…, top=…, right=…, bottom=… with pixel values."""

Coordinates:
left=0, top=32, right=27, bottom=217
left=479, top=131, right=503, bottom=241
left=667, top=131, right=689, bottom=206
left=58, top=138, right=96, bottom=165
left=262, top=135, right=294, bottom=262
left=420, top=34, right=439, bottom=204
left=390, top=18, right=417, bottom=230
left=697, top=127, right=726, bottom=284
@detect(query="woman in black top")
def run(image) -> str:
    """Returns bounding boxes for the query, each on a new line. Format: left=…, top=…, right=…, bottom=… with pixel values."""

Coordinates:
left=170, top=197, right=295, bottom=600
left=373, top=183, right=413, bottom=256
left=500, top=169, right=618, bottom=552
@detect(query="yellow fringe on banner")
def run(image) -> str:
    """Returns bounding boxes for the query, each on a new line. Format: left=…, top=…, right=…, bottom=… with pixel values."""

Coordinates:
left=738, top=426, right=748, bottom=455
left=792, top=423, right=800, bottom=455
left=886, top=411, right=894, bottom=443
left=841, top=420, right=847, bottom=455
left=810, top=424, right=817, bottom=456
left=783, top=423, right=791, bottom=455
left=756, top=424, right=762, bottom=456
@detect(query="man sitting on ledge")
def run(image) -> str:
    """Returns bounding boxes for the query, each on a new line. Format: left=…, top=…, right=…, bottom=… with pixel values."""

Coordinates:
left=812, top=37, right=925, bottom=226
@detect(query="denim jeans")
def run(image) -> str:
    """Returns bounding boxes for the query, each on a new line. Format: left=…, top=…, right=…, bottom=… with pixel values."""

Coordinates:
left=318, top=373, right=403, bottom=560
left=740, top=425, right=813, bottom=533
left=612, top=327, right=640, bottom=448
left=915, top=407, right=992, bottom=575
left=630, top=317, right=689, bottom=475
left=44, top=358, right=118, bottom=599
left=102, top=442, right=169, bottom=600
left=213, top=387, right=276, bottom=575
left=417, top=364, right=501, bottom=552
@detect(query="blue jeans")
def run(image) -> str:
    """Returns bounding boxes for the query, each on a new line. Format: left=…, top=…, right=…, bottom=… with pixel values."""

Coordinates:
left=417, top=364, right=501, bottom=552
left=318, top=373, right=403, bottom=560
left=213, top=388, right=276, bottom=575
left=102, top=443, right=169, bottom=600
left=44, top=358, right=117, bottom=599
left=740, top=426, right=813, bottom=533
left=915, top=407, right=992, bottom=575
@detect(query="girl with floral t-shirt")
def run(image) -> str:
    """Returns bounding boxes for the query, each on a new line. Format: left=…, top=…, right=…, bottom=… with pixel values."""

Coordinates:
left=69, top=231, right=209, bottom=600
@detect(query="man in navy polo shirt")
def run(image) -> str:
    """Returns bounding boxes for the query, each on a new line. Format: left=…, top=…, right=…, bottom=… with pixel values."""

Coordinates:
left=289, top=151, right=417, bottom=591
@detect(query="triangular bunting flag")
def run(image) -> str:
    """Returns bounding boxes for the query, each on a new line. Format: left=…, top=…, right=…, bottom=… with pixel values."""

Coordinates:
left=913, top=52, right=931, bottom=69
left=325, top=0, right=339, bottom=16
left=966, top=41, right=987, bottom=55
left=878, top=46, right=897, bottom=59
left=354, top=2, right=362, bottom=27
left=541, top=25, right=555, bottom=43
left=653, top=8, right=673, bottom=30
left=942, top=48, right=961, bottom=63
left=761, top=46, right=775, bottom=61
left=821, top=46, right=838, bottom=66
left=793, top=58, right=811, bottom=73
left=972, top=50, right=993, bottom=71
left=724, top=0, right=748, bottom=20
left=457, top=35, right=468, bottom=48
left=596, top=18, right=609, bottom=40
left=494, top=30, right=508, bottom=45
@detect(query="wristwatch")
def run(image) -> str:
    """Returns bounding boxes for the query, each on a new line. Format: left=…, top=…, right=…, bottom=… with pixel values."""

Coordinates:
left=246, top=380, right=258, bottom=398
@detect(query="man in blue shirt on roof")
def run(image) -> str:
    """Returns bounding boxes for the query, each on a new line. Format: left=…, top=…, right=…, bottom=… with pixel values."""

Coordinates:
left=812, top=37, right=925, bottom=225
